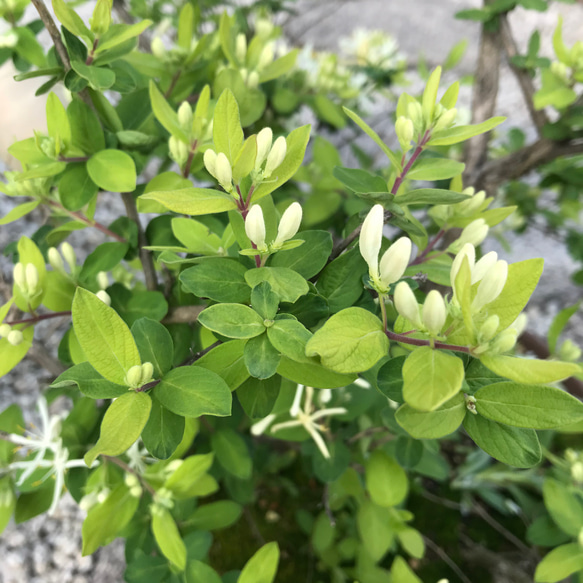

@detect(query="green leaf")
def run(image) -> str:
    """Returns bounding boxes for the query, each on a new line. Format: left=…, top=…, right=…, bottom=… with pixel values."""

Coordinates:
left=396, top=188, right=470, bottom=205
left=171, top=217, right=222, bottom=255
left=0, top=328, right=34, bottom=378
left=180, top=259, right=250, bottom=304
left=428, top=117, right=506, bottom=146
left=72, top=288, right=141, bottom=385
left=237, top=376, right=281, bottom=419
left=131, top=318, right=174, bottom=379
left=474, top=382, right=583, bottom=429
left=186, top=561, right=222, bottom=583
left=211, top=428, right=252, bottom=479
left=198, top=304, right=265, bottom=339
left=259, top=49, right=298, bottom=82
left=164, top=453, right=214, bottom=498
left=183, top=500, right=242, bottom=531
left=82, top=483, right=139, bottom=555
left=357, top=500, right=394, bottom=562
left=251, top=281, right=279, bottom=320
left=343, top=107, right=402, bottom=171
left=390, top=556, right=422, bottom=583
left=142, top=398, right=184, bottom=459
left=85, top=391, right=152, bottom=465
left=149, top=81, right=188, bottom=142
left=238, top=542, right=280, bottom=583
left=552, top=16, right=570, bottom=64
left=244, top=333, right=280, bottom=379
left=96, top=20, right=152, bottom=53
left=407, top=158, right=466, bottom=181
left=396, top=392, right=466, bottom=438
left=534, top=70, right=577, bottom=110
left=139, top=188, right=238, bottom=215
left=332, top=167, right=388, bottom=194
left=251, top=125, right=311, bottom=202
left=67, top=99, right=105, bottom=154
left=51, top=362, right=127, bottom=399
left=52, top=0, right=93, bottom=40
left=155, top=367, right=232, bottom=418
left=270, top=230, right=333, bottom=279
left=46, top=92, right=72, bottom=145
left=463, top=413, right=541, bottom=468
left=376, top=356, right=405, bottom=401
left=480, top=354, right=580, bottom=385
left=548, top=302, right=580, bottom=354
left=213, top=89, right=244, bottom=165
left=402, top=347, right=464, bottom=412
left=535, top=544, right=583, bottom=583
left=245, top=267, right=309, bottom=304
left=58, top=164, right=98, bottom=211
left=0, top=200, right=40, bottom=225
left=422, top=66, right=441, bottom=122
left=14, top=236, right=46, bottom=311
left=365, top=451, right=408, bottom=507
left=543, top=478, right=583, bottom=537
left=0, top=405, right=25, bottom=464
left=196, top=340, right=249, bottom=391
left=80, top=242, right=129, bottom=282
left=152, top=508, right=186, bottom=571
left=277, top=356, right=356, bottom=389
left=71, top=61, right=115, bottom=90
left=87, top=150, right=137, bottom=193
left=306, top=307, right=389, bottom=373
left=267, top=318, right=312, bottom=363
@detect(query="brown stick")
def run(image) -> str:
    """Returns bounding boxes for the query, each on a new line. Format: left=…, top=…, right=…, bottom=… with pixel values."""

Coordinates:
left=30, top=0, right=70, bottom=71
left=162, top=305, right=204, bottom=325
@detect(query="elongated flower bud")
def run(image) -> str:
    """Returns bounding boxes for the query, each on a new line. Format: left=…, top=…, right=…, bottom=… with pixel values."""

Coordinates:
left=450, top=243, right=476, bottom=288
left=247, top=71, right=260, bottom=89
left=479, top=315, right=500, bottom=342
left=456, top=189, right=486, bottom=216
left=0, top=323, right=11, bottom=337
left=48, top=247, right=65, bottom=273
left=141, top=362, right=154, bottom=384
left=97, top=271, right=109, bottom=290
left=359, top=204, right=384, bottom=281
left=177, top=102, right=192, bottom=130
left=236, top=33, right=247, bottom=63
left=275, top=202, right=302, bottom=245
left=422, top=290, right=446, bottom=335
left=457, top=218, right=489, bottom=249
left=215, top=152, right=233, bottom=191
left=169, top=137, right=188, bottom=166
left=472, top=260, right=508, bottom=312
left=492, top=328, right=518, bottom=354
left=255, top=128, right=273, bottom=170
left=245, top=205, right=266, bottom=249
left=125, top=365, right=143, bottom=388
left=25, top=264, right=39, bottom=296
left=61, top=242, right=76, bottom=271
left=151, top=37, right=166, bottom=59
left=13, top=263, right=26, bottom=291
left=379, top=237, right=412, bottom=287
left=472, top=251, right=498, bottom=284
left=395, top=116, right=414, bottom=150
left=264, top=137, right=287, bottom=176
left=258, top=43, right=274, bottom=70
left=407, top=101, right=424, bottom=132
left=433, top=108, right=457, bottom=132
left=96, top=290, right=111, bottom=306
left=7, top=330, right=23, bottom=346
left=393, top=281, right=421, bottom=327
left=204, top=149, right=218, bottom=178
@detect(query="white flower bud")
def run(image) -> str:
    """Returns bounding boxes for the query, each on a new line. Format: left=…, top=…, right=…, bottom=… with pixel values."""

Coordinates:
left=255, top=128, right=273, bottom=170
left=96, top=290, right=111, bottom=306
left=96, top=488, right=110, bottom=504
left=379, top=237, right=412, bottom=288
left=472, top=251, right=498, bottom=284
left=125, top=365, right=143, bottom=388
left=7, top=330, right=23, bottom=346
left=125, top=473, right=140, bottom=488
left=457, top=219, right=489, bottom=249
left=25, top=264, right=39, bottom=296
left=204, top=149, right=218, bottom=178
left=255, top=18, right=273, bottom=39
left=48, top=247, right=65, bottom=273
left=456, top=189, right=486, bottom=216
left=551, top=61, right=570, bottom=83
left=395, top=116, right=415, bottom=150
left=97, top=271, right=109, bottom=290
left=422, top=290, right=446, bottom=336
left=245, top=205, right=266, bottom=249
left=274, top=202, right=302, bottom=245
left=240, top=67, right=248, bottom=83
left=169, top=136, right=188, bottom=166
left=130, top=485, right=142, bottom=498
left=177, top=101, right=193, bottom=130
left=450, top=243, right=475, bottom=288
left=559, top=339, right=582, bottom=362
left=407, top=101, right=424, bottom=132
left=165, top=460, right=183, bottom=474
left=433, top=108, right=457, bottom=132
left=236, top=33, right=247, bottom=63
left=0, top=323, right=11, bottom=338
left=393, top=282, right=421, bottom=328
left=151, top=37, right=166, bottom=59
left=492, top=328, right=517, bottom=354
left=258, top=43, right=274, bottom=69
left=264, top=136, right=287, bottom=177
left=215, top=152, right=233, bottom=191
left=572, top=462, right=583, bottom=483
left=13, top=263, right=26, bottom=291
left=79, top=492, right=98, bottom=511
left=359, top=204, right=384, bottom=281
left=247, top=71, right=260, bottom=89
left=510, top=313, right=528, bottom=337
left=61, top=242, right=76, bottom=271
left=479, top=315, right=500, bottom=342
left=140, top=362, right=154, bottom=384
left=472, top=260, right=508, bottom=312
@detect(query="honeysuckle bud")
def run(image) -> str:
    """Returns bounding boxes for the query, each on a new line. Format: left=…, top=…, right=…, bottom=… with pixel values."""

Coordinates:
left=472, top=260, right=508, bottom=312
left=255, top=128, right=273, bottom=170
left=236, top=33, right=247, bottom=63
left=125, top=473, right=140, bottom=488
left=551, top=61, right=570, bottom=83
left=479, top=315, right=500, bottom=342
left=151, top=37, right=166, bottom=59
left=215, top=152, right=233, bottom=191
left=177, top=101, right=193, bottom=130
left=125, top=365, right=143, bottom=388
left=258, top=43, right=274, bottom=69
left=456, top=189, right=486, bottom=216
left=141, top=362, right=154, bottom=385
left=450, top=243, right=476, bottom=287
left=422, top=290, right=446, bottom=335
left=275, top=202, right=302, bottom=245
left=492, top=328, right=518, bottom=354
left=245, top=205, right=266, bottom=249
left=359, top=204, right=384, bottom=281
left=169, top=136, right=189, bottom=166
left=247, top=71, right=260, bottom=89
left=395, top=116, right=414, bottom=150
left=7, top=330, right=23, bottom=346
left=511, top=313, right=528, bottom=337
left=165, top=460, right=183, bottom=474
left=255, top=18, right=273, bottom=39
left=393, top=281, right=422, bottom=328
left=407, top=101, right=424, bottom=132
left=433, top=108, right=457, bottom=132
left=559, top=339, right=582, bottom=362
left=379, top=237, right=412, bottom=287
left=48, top=247, right=65, bottom=273
left=130, top=485, right=142, bottom=498
left=61, top=242, right=76, bottom=272
left=25, top=264, right=39, bottom=295
left=240, top=68, right=248, bottom=83
left=97, top=271, right=109, bottom=290
left=456, top=219, right=489, bottom=249
left=96, top=290, right=111, bottom=306
left=96, top=488, right=110, bottom=504
left=264, top=136, right=287, bottom=177
left=472, top=251, right=498, bottom=284
left=204, top=149, right=218, bottom=178
left=13, top=263, right=26, bottom=291
left=0, top=323, right=11, bottom=338
left=79, top=492, right=98, bottom=511
left=572, top=462, right=583, bottom=483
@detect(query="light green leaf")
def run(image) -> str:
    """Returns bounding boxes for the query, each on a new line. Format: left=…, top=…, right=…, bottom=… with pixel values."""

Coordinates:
left=164, top=453, right=214, bottom=498
left=52, top=0, right=93, bottom=41
left=131, top=318, right=174, bottom=379
left=396, top=392, right=466, bottom=438
left=87, top=150, right=137, bottom=193
left=149, top=81, right=189, bottom=143
left=198, top=304, right=265, bottom=339
left=0, top=200, right=40, bottom=225
left=46, top=92, right=71, bottom=146
left=72, top=287, right=141, bottom=385
left=534, top=70, right=577, bottom=110
left=390, top=556, right=422, bottom=583
left=480, top=354, right=581, bottom=385
left=96, top=20, right=152, bottom=53
left=407, top=158, right=466, bottom=181
left=196, top=340, right=249, bottom=391
left=154, top=367, right=232, bottom=418
left=305, top=307, right=389, bottom=373
left=428, top=116, right=506, bottom=146
left=232, top=135, right=257, bottom=184
left=365, top=450, right=408, bottom=507
left=548, top=303, right=580, bottom=354
left=535, top=544, right=583, bottom=583
left=139, top=188, right=238, bottom=215
left=139, top=398, right=184, bottom=460
left=70, top=61, right=115, bottom=90
left=396, top=188, right=470, bottom=205
left=182, top=500, right=242, bottom=531
left=50, top=362, right=127, bottom=399
left=171, top=217, right=222, bottom=255
left=211, top=428, right=252, bottom=479
left=474, top=382, right=583, bottom=429
left=422, top=66, right=441, bottom=122
left=85, top=391, right=152, bottom=465
left=244, top=267, right=309, bottom=304
left=267, top=318, right=311, bottom=363
left=238, top=542, right=280, bottom=583
left=402, top=347, right=464, bottom=412
left=213, top=88, right=244, bottom=165
left=0, top=327, right=34, bottom=380
left=277, top=357, right=356, bottom=389
left=543, top=479, right=583, bottom=537
left=357, top=500, right=394, bottom=562
left=152, top=508, right=186, bottom=571
left=259, top=49, right=298, bottom=83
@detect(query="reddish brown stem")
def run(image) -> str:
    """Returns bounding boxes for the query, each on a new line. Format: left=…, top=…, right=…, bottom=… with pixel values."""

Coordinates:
left=390, top=130, right=431, bottom=195
left=386, top=330, right=471, bottom=354
left=410, top=227, right=446, bottom=266
left=6, top=311, right=71, bottom=326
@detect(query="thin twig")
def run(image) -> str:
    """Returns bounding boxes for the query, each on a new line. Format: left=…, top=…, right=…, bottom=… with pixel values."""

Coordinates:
left=162, top=305, right=205, bottom=325
left=423, top=535, right=472, bottom=583
left=30, top=0, right=70, bottom=71
left=244, top=507, right=266, bottom=545
left=103, top=455, right=156, bottom=496
left=386, top=330, right=471, bottom=354
left=121, top=192, right=158, bottom=291
left=28, top=341, right=66, bottom=377
left=6, top=311, right=71, bottom=327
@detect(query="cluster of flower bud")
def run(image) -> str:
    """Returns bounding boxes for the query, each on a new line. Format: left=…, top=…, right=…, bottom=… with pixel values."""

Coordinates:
left=124, top=362, right=154, bottom=389
left=150, top=487, right=174, bottom=516
left=0, top=323, right=24, bottom=347
left=0, top=172, right=50, bottom=198
left=124, top=473, right=143, bottom=498
left=13, top=262, right=40, bottom=302
left=235, top=33, right=275, bottom=88
left=48, top=242, right=77, bottom=277
left=566, top=449, right=583, bottom=483
left=359, top=204, right=412, bottom=294
left=204, top=150, right=234, bottom=193
left=393, top=283, right=447, bottom=337
left=151, top=36, right=191, bottom=66
left=431, top=187, right=490, bottom=226
left=558, top=339, right=582, bottom=363
left=245, top=202, right=303, bottom=254
left=432, top=103, right=458, bottom=132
